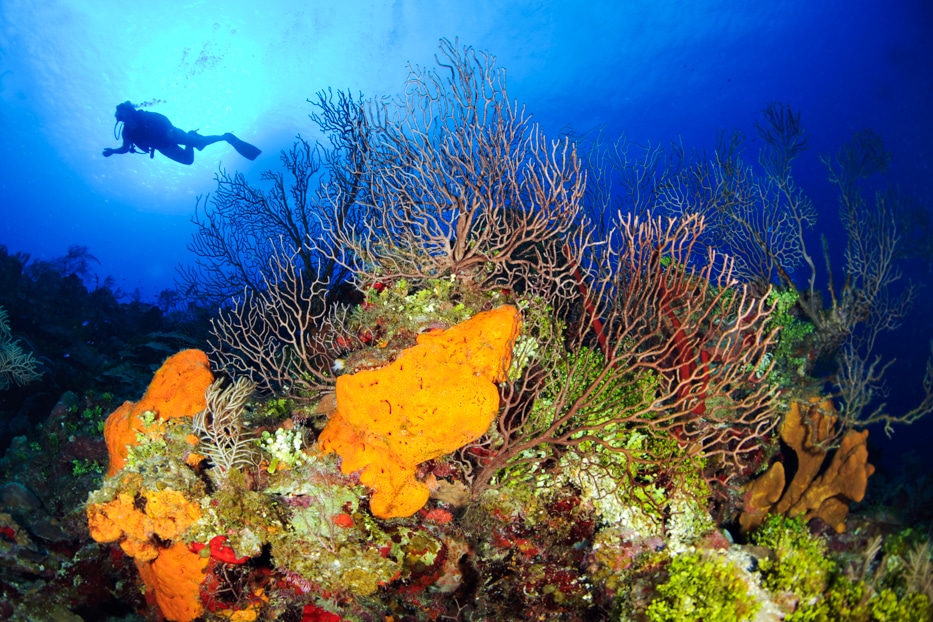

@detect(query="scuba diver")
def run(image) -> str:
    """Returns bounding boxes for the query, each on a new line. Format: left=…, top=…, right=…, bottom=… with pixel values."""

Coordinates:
left=102, top=101, right=261, bottom=165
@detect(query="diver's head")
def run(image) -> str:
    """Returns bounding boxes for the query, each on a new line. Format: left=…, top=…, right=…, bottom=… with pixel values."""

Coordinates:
left=114, top=101, right=136, bottom=122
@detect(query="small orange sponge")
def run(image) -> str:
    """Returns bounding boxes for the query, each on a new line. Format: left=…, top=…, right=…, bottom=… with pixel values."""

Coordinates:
left=103, top=349, right=214, bottom=475
left=87, top=487, right=203, bottom=561
left=319, top=305, right=521, bottom=518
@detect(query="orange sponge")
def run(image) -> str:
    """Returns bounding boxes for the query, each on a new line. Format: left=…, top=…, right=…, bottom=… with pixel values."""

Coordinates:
left=739, top=397, right=875, bottom=533
left=103, top=349, right=214, bottom=475
left=135, top=542, right=209, bottom=622
left=88, top=486, right=206, bottom=621
left=319, top=305, right=521, bottom=518
left=87, top=487, right=203, bottom=561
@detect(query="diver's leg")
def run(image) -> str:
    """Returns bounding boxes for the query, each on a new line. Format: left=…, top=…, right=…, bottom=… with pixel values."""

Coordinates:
left=183, top=129, right=227, bottom=151
left=158, top=145, right=195, bottom=165
left=223, top=133, right=262, bottom=160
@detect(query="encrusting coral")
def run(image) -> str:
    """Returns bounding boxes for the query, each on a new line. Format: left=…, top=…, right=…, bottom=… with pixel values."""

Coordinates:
left=318, top=305, right=521, bottom=518
left=103, top=349, right=214, bottom=475
left=740, top=397, right=875, bottom=533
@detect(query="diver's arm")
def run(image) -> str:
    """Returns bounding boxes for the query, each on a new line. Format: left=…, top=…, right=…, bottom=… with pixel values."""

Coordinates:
left=103, top=142, right=131, bottom=157
left=104, top=127, right=136, bottom=158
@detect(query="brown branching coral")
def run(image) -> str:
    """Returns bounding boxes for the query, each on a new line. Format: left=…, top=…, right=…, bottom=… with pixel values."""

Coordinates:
left=658, top=120, right=817, bottom=293
left=650, top=104, right=933, bottom=438
left=179, top=91, right=368, bottom=307
left=208, top=38, right=587, bottom=399
left=469, top=212, right=779, bottom=503
left=321, top=37, right=588, bottom=294
left=208, top=244, right=355, bottom=401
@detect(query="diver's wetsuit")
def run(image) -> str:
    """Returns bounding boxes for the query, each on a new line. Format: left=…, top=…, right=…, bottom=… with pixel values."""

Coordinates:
left=123, top=110, right=179, bottom=153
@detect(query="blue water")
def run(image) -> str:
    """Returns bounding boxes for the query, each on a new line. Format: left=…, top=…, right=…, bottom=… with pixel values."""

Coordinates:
left=1, top=1, right=931, bottom=465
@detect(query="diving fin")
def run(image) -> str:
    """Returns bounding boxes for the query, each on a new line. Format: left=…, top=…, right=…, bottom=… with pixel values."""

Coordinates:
left=224, top=133, right=262, bottom=161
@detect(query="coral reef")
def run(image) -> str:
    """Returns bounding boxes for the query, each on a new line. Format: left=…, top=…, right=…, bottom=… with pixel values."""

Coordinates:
left=3, top=38, right=933, bottom=622
left=740, top=397, right=875, bottom=533
left=319, top=305, right=521, bottom=518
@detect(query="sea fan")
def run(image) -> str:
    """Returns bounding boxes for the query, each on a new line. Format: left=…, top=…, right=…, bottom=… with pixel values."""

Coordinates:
left=0, top=306, right=42, bottom=391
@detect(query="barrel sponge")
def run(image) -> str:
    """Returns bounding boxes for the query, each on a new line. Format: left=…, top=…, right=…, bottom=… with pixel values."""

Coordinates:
left=319, top=305, right=521, bottom=518
left=103, top=349, right=214, bottom=475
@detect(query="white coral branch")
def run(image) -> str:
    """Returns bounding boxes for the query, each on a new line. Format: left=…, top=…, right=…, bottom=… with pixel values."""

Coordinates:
left=192, top=377, right=259, bottom=485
